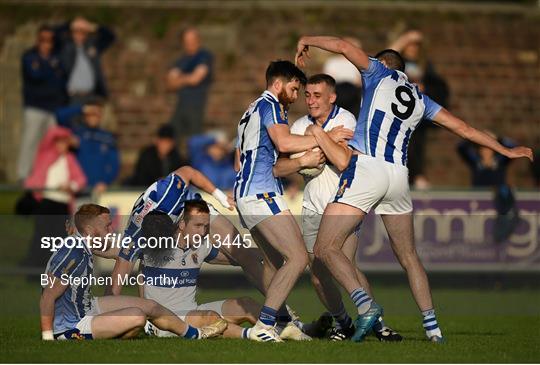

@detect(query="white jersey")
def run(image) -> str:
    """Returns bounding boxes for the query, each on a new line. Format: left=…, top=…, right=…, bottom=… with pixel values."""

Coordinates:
left=142, top=243, right=219, bottom=314
left=290, top=105, right=356, bottom=214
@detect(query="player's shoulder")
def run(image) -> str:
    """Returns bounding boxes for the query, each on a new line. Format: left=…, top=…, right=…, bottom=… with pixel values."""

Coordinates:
left=290, top=115, right=311, bottom=134
left=336, top=107, right=356, bottom=121
left=328, top=107, right=356, bottom=129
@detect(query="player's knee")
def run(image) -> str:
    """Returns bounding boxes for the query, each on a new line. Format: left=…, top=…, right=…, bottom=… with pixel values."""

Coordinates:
left=143, top=299, right=162, bottom=316
left=126, top=307, right=147, bottom=328
left=398, top=249, right=420, bottom=269
left=203, top=310, right=221, bottom=322
left=313, top=243, right=329, bottom=263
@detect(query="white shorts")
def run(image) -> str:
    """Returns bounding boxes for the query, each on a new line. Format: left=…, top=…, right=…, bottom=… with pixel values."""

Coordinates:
left=149, top=300, right=227, bottom=338
left=56, top=297, right=101, bottom=340
left=302, top=207, right=321, bottom=254
left=236, top=193, right=288, bottom=230
left=334, top=154, right=412, bottom=215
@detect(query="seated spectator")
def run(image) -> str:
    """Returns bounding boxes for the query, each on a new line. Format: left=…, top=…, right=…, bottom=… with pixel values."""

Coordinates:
left=17, top=25, right=67, bottom=182
left=457, top=131, right=515, bottom=188
left=56, top=101, right=119, bottom=196
left=457, top=132, right=519, bottom=243
left=531, top=149, right=540, bottom=188
left=126, top=125, right=187, bottom=186
left=188, top=130, right=236, bottom=191
left=54, top=16, right=115, bottom=104
left=22, top=126, right=86, bottom=269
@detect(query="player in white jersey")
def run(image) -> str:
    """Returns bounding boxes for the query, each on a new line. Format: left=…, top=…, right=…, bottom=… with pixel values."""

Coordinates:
left=140, top=201, right=261, bottom=340
left=234, top=60, right=352, bottom=342
left=295, top=36, right=533, bottom=343
left=109, top=165, right=270, bottom=300
left=274, top=73, right=401, bottom=341
left=40, top=204, right=226, bottom=341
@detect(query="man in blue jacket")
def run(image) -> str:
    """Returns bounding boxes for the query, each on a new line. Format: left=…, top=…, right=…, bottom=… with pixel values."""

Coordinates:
left=17, top=25, right=68, bottom=182
left=56, top=102, right=119, bottom=195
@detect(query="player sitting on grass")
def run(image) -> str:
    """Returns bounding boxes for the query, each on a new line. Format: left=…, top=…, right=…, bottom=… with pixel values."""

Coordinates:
left=141, top=200, right=261, bottom=340
left=40, top=203, right=227, bottom=341
left=274, top=73, right=401, bottom=342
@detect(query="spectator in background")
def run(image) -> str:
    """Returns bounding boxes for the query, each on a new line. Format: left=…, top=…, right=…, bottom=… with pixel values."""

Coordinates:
left=126, top=125, right=187, bottom=187
left=55, top=101, right=120, bottom=196
left=188, top=130, right=236, bottom=191
left=22, top=126, right=86, bottom=268
left=531, top=149, right=540, bottom=188
left=390, top=30, right=450, bottom=189
left=166, top=27, right=213, bottom=137
left=323, top=37, right=362, bottom=118
left=17, top=25, right=67, bottom=182
left=457, top=132, right=519, bottom=243
left=55, top=16, right=115, bottom=104
left=457, top=131, right=515, bottom=188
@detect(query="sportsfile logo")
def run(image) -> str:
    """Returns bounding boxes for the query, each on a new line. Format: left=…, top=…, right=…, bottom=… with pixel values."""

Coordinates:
left=40, top=233, right=253, bottom=252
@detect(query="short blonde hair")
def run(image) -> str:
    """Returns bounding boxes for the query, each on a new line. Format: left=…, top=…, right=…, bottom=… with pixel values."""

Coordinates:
left=74, top=204, right=110, bottom=234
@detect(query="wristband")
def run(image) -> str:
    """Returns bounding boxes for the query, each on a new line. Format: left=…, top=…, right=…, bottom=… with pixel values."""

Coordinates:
left=212, top=189, right=230, bottom=209
left=42, top=330, right=54, bottom=341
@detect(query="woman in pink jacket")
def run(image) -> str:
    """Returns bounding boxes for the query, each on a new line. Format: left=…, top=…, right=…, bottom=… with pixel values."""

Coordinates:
left=22, top=126, right=87, bottom=269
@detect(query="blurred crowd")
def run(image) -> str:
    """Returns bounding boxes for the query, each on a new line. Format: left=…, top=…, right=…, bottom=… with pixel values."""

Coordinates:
left=14, top=19, right=538, bottom=268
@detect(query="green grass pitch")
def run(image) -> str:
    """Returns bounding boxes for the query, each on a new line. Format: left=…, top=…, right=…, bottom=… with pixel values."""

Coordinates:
left=0, top=214, right=539, bottom=363
left=0, top=276, right=539, bottom=363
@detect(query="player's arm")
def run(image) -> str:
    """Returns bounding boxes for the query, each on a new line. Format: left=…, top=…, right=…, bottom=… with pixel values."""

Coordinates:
left=296, top=36, right=369, bottom=70
left=40, top=274, right=69, bottom=340
left=108, top=257, right=136, bottom=295
left=272, top=151, right=325, bottom=177
left=92, top=245, right=120, bottom=259
left=234, top=147, right=241, bottom=172
left=267, top=124, right=318, bottom=153
left=205, top=249, right=237, bottom=266
left=432, top=108, right=533, bottom=161
left=175, top=165, right=234, bottom=209
left=309, top=125, right=353, bottom=172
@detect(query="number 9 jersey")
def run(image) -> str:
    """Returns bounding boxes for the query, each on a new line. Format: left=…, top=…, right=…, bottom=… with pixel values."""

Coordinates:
left=334, top=58, right=442, bottom=215
left=349, top=58, right=441, bottom=166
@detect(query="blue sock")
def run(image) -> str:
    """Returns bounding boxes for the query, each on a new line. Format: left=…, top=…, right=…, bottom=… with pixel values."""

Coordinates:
left=183, top=325, right=200, bottom=339
left=259, top=305, right=278, bottom=326
left=331, top=303, right=353, bottom=330
left=350, top=288, right=372, bottom=315
left=422, top=309, right=442, bottom=337
left=241, top=328, right=251, bottom=339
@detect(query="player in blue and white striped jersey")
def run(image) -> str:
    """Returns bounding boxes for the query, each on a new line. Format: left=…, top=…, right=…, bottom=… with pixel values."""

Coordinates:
left=234, top=61, right=353, bottom=342
left=39, top=204, right=226, bottom=341
left=296, top=36, right=533, bottom=343
left=109, top=165, right=236, bottom=295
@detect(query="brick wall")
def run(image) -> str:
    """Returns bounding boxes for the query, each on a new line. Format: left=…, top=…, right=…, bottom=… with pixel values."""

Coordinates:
left=1, top=2, right=538, bottom=186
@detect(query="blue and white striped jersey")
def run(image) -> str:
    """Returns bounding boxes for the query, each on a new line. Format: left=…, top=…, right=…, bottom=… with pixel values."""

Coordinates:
left=142, top=243, right=219, bottom=313
left=119, top=173, right=194, bottom=262
left=43, top=234, right=93, bottom=335
left=350, top=58, right=442, bottom=165
left=234, top=91, right=287, bottom=200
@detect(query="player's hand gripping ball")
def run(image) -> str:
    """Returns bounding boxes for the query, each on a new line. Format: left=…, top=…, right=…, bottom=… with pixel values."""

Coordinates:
left=290, top=147, right=325, bottom=178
